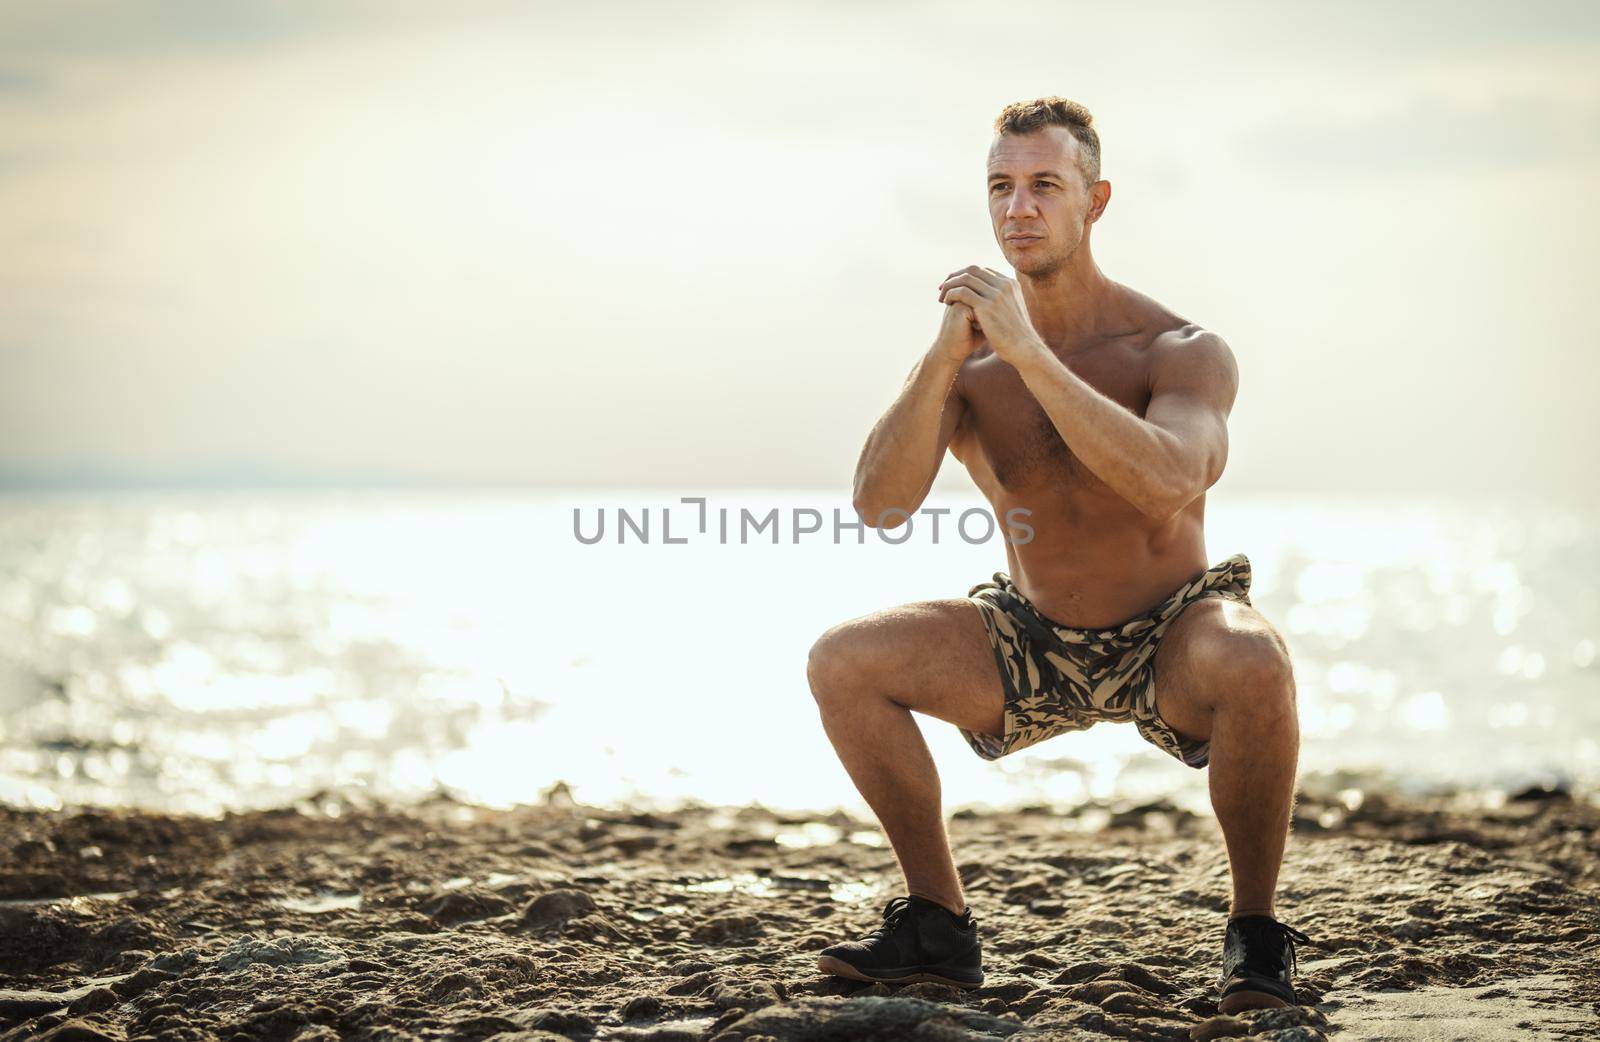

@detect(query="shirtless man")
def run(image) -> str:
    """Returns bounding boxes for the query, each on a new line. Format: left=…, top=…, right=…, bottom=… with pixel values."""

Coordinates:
left=808, top=97, right=1306, bottom=1013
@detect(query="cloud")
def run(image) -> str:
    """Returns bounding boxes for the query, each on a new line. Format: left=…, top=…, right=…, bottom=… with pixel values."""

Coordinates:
left=0, top=68, right=49, bottom=94
left=1241, top=93, right=1600, bottom=174
left=0, top=2, right=377, bottom=59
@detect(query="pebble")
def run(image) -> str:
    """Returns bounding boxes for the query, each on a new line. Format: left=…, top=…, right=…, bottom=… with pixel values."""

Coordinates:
left=521, top=888, right=597, bottom=925
left=35, top=1019, right=122, bottom=1042
left=215, top=935, right=345, bottom=972
left=690, top=914, right=763, bottom=944
left=1190, top=1014, right=1250, bottom=1040
left=620, top=994, right=664, bottom=1020
left=426, top=887, right=513, bottom=925
left=65, top=986, right=118, bottom=1015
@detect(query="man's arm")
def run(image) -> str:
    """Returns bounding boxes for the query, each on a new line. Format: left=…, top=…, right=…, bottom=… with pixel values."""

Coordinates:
left=851, top=347, right=969, bottom=528
left=852, top=297, right=984, bottom=526
left=1012, top=327, right=1238, bottom=520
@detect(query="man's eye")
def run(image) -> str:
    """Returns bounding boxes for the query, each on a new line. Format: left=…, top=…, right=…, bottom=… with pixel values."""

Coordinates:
left=989, top=184, right=1008, bottom=193
left=1035, top=181, right=1054, bottom=189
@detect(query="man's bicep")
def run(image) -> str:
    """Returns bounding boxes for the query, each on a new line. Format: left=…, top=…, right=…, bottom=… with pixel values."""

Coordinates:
left=1145, top=331, right=1238, bottom=488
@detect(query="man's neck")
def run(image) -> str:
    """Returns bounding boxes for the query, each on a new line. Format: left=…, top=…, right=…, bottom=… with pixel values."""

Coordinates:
left=1017, top=247, right=1121, bottom=348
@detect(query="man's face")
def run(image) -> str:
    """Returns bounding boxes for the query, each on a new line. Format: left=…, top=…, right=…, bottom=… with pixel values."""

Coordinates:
left=986, top=127, right=1100, bottom=279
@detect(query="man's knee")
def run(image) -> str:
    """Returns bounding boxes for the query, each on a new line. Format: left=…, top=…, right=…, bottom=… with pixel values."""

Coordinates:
left=1172, top=605, right=1296, bottom=712
left=807, top=622, right=862, bottom=707
left=1237, top=631, right=1294, bottom=692
left=808, top=601, right=995, bottom=723
left=1207, top=629, right=1296, bottom=713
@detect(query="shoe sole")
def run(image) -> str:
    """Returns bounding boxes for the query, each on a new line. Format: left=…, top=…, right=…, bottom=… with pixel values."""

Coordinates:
left=1217, top=989, right=1291, bottom=1014
left=816, top=954, right=983, bottom=989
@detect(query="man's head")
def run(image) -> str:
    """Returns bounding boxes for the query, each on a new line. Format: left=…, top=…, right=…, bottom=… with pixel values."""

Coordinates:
left=987, top=97, right=1111, bottom=279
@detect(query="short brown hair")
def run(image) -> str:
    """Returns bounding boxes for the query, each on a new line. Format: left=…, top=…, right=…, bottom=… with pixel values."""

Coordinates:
left=993, top=97, right=1101, bottom=184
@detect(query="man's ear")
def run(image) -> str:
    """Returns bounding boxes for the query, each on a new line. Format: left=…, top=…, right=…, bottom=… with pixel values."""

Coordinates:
left=1086, top=180, right=1111, bottom=224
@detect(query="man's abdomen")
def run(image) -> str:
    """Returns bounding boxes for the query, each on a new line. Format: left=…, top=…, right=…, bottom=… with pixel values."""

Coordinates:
left=999, top=499, right=1210, bottom=630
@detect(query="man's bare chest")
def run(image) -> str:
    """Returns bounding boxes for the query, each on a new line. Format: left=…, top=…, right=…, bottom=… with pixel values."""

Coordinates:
left=953, top=345, right=1153, bottom=495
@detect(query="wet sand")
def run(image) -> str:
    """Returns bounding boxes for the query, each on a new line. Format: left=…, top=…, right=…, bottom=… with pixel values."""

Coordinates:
left=2, top=785, right=1597, bottom=1041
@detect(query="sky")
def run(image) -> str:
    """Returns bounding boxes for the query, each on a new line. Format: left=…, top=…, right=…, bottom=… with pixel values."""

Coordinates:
left=1, top=0, right=1597, bottom=502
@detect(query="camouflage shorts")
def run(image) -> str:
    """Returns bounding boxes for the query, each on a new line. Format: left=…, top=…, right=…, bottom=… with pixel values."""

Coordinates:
left=957, top=553, right=1253, bottom=769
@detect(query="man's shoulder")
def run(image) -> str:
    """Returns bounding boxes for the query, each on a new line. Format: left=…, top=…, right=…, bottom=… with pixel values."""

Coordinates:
left=1146, top=322, right=1239, bottom=398
left=1149, top=322, right=1232, bottom=357
left=1113, top=283, right=1228, bottom=357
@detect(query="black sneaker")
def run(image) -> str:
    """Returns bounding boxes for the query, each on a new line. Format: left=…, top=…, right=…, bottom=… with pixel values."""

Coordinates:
left=816, top=894, right=984, bottom=989
left=1217, top=914, right=1310, bottom=1013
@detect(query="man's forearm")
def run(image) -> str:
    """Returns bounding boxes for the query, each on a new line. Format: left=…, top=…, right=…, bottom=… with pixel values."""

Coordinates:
left=853, top=348, right=963, bottom=522
left=1011, top=342, right=1182, bottom=518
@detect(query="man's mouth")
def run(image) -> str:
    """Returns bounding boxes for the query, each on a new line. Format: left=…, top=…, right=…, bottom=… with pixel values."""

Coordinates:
left=1005, top=234, right=1043, bottom=245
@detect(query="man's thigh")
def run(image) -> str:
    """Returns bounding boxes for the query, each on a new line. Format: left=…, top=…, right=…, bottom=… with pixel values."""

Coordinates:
left=1152, top=596, right=1289, bottom=743
left=808, top=599, right=1006, bottom=741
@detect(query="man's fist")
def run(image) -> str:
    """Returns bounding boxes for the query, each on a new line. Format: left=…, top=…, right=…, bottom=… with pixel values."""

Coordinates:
left=937, top=266, right=1046, bottom=366
left=933, top=299, right=983, bottom=364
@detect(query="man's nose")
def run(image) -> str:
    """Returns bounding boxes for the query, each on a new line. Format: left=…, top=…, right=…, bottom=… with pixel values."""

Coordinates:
left=1006, top=187, right=1038, bottom=219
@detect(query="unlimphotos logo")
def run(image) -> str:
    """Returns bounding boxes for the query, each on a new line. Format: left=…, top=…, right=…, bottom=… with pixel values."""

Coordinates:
left=573, top=498, right=1034, bottom=546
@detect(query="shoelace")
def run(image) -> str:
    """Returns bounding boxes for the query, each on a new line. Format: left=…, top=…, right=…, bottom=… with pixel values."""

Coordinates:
left=1274, top=921, right=1311, bottom=977
left=1225, top=917, right=1312, bottom=984
left=867, top=896, right=915, bottom=940
left=867, top=896, right=980, bottom=939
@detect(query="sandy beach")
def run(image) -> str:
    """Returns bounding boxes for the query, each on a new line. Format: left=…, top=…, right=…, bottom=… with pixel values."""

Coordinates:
left=2, top=785, right=1596, bottom=1042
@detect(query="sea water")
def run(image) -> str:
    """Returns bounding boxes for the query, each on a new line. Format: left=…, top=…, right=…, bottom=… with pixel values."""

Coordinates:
left=0, top=488, right=1595, bottom=816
